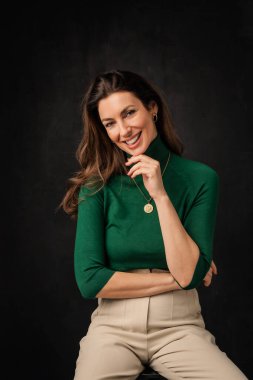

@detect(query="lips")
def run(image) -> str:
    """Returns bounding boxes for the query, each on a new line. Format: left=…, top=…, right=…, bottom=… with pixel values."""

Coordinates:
left=125, top=132, right=142, bottom=145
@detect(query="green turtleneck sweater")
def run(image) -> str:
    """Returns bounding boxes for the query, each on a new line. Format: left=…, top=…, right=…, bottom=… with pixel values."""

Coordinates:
left=74, top=133, right=219, bottom=299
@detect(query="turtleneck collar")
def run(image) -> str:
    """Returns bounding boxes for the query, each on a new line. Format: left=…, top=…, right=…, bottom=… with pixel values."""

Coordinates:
left=125, top=132, right=170, bottom=164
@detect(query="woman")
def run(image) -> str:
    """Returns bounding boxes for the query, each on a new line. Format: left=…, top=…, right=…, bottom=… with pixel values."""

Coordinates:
left=60, top=70, right=247, bottom=379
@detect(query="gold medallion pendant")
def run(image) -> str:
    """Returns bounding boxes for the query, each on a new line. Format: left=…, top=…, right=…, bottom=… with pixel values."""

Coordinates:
left=144, top=203, right=153, bottom=213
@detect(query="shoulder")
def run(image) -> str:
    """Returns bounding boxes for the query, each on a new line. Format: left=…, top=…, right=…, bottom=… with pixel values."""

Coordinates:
left=170, top=153, right=219, bottom=189
left=78, top=183, right=104, bottom=205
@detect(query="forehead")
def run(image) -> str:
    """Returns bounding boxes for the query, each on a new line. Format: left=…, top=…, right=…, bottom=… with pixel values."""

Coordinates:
left=98, top=91, right=142, bottom=116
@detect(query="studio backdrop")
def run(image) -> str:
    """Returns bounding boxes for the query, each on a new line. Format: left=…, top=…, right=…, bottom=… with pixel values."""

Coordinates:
left=3, top=1, right=252, bottom=379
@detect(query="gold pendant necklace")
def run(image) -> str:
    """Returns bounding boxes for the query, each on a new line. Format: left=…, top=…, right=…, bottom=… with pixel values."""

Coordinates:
left=144, top=203, right=153, bottom=213
left=127, top=151, right=171, bottom=213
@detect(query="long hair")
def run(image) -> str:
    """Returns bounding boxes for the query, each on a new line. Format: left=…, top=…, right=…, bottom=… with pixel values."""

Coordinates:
left=58, top=69, right=184, bottom=218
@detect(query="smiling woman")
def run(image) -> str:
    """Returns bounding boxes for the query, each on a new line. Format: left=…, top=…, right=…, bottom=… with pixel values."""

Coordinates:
left=59, top=69, right=184, bottom=217
left=59, top=70, right=248, bottom=380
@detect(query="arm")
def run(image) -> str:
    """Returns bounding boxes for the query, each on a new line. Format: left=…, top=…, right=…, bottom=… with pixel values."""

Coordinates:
left=74, top=185, right=116, bottom=299
left=154, top=167, right=220, bottom=289
left=182, top=168, right=219, bottom=289
left=96, top=271, right=181, bottom=298
left=74, top=185, right=181, bottom=299
left=154, top=195, right=200, bottom=288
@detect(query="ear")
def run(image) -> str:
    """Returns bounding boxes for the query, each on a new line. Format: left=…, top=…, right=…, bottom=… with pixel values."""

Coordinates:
left=148, top=100, right=158, bottom=114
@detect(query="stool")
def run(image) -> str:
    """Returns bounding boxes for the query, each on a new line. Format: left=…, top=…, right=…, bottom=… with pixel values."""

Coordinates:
left=137, top=366, right=167, bottom=379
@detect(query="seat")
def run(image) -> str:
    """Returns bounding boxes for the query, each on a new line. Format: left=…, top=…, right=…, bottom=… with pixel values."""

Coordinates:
left=137, top=366, right=167, bottom=379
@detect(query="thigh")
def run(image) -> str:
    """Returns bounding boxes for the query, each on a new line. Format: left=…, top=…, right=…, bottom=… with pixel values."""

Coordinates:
left=74, top=332, right=145, bottom=380
left=148, top=289, right=248, bottom=379
left=74, top=299, right=146, bottom=380
left=149, top=324, right=248, bottom=380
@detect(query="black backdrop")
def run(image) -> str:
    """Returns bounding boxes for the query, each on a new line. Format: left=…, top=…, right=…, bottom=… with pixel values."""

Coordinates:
left=3, top=1, right=253, bottom=379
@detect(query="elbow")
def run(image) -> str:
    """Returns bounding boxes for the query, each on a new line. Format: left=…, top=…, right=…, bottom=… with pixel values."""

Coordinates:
left=75, top=267, right=116, bottom=299
left=175, top=266, right=199, bottom=289
left=176, top=274, right=194, bottom=289
left=80, top=290, right=96, bottom=300
left=181, top=273, right=200, bottom=290
left=176, top=268, right=198, bottom=289
left=181, top=276, right=201, bottom=290
left=170, top=273, right=190, bottom=289
left=174, top=266, right=196, bottom=289
left=181, top=275, right=195, bottom=289
left=181, top=256, right=211, bottom=290
left=77, top=282, right=97, bottom=300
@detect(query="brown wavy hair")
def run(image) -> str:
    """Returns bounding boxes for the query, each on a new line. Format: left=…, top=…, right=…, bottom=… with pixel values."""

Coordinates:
left=58, top=69, right=184, bottom=219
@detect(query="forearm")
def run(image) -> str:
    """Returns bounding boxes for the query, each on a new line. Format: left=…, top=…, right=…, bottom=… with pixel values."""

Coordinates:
left=95, top=271, right=181, bottom=298
left=154, top=193, right=200, bottom=287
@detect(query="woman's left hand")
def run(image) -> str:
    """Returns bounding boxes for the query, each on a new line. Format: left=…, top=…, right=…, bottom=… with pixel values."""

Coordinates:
left=203, top=260, right=218, bottom=287
left=125, top=154, right=166, bottom=200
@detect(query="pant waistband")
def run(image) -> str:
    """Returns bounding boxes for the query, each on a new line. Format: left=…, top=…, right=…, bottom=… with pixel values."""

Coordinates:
left=127, top=268, right=170, bottom=273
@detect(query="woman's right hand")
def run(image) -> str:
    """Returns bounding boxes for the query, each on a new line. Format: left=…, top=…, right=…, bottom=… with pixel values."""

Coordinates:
left=203, top=260, right=218, bottom=287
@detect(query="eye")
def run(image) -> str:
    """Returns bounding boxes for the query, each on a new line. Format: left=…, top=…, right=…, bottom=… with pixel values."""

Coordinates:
left=105, top=121, right=114, bottom=128
left=126, top=109, right=136, bottom=116
left=104, top=110, right=136, bottom=128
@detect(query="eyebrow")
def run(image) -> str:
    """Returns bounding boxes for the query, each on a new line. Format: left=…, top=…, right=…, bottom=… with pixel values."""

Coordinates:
left=101, top=105, right=136, bottom=122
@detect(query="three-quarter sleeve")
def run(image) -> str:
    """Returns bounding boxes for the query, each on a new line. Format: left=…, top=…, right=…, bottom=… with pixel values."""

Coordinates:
left=180, top=167, right=220, bottom=289
left=74, top=185, right=116, bottom=299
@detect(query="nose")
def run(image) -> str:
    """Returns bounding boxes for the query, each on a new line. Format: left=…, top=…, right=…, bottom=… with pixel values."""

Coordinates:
left=118, top=119, right=132, bottom=139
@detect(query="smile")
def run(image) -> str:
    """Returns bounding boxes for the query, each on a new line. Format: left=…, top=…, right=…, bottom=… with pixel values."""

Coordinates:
left=125, top=132, right=142, bottom=146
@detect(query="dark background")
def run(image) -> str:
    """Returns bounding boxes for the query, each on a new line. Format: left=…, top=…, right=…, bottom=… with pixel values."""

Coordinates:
left=3, top=1, right=253, bottom=379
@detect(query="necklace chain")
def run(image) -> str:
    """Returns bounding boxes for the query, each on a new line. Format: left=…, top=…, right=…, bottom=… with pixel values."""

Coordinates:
left=131, top=151, right=171, bottom=201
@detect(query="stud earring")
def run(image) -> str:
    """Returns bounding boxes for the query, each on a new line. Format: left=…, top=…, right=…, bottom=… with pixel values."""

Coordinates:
left=153, top=113, right=158, bottom=122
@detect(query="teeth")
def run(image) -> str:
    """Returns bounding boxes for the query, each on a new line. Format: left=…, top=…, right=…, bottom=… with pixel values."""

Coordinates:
left=125, top=133, right=141, bottom=145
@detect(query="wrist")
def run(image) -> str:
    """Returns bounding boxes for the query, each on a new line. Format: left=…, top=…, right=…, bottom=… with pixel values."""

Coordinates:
left=153, top=191, right=169, bottom=203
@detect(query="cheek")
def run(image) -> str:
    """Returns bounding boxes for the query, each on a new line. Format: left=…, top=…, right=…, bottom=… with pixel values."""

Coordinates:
left=107, top=130, right=118, bottom=142
left=138, top=113, right=151, bottom=126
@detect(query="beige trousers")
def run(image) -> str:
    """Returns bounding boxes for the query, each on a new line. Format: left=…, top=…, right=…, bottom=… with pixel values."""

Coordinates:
left=74, top=269, right=248, bottom=380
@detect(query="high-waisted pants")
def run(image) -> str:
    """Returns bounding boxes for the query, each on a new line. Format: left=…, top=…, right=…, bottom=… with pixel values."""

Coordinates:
left=74, top=269, right=248, bottom=380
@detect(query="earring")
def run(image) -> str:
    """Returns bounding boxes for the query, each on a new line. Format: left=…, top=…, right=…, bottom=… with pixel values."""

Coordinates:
left=153, top=113, right=158, bottom=123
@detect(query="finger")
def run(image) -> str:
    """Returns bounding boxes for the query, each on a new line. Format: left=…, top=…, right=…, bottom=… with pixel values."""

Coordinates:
left=126, top=162, right=143, bottom=176
left=130, top=167, right=155, bottom=179
left=204, top=272, right=213, bottom=285
left=204, top=267, right=214, bottom=284
left=211, top=261, right=218, bottom=275
left=130, top=166, right=155, bottom=178
left=127, top=163, right=155, bottom=176
left=126, top=155, right=158, bottom=165
left=210, top=261, right=216, bottom=274
left=203, top=278, right=211, bottom=287
left=207, top=272, right=212, bottom=278
left=203, top=270, right=212, bottom=283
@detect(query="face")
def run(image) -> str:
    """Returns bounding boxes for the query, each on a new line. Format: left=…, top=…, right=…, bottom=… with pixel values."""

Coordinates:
left=98, top=91, right=158, bottom=156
